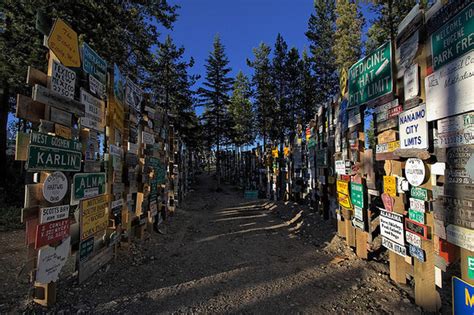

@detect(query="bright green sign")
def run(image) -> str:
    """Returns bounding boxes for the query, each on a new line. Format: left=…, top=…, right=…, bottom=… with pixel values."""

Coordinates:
left=350, top=182, right=364, bottom=208
left=411, top=187, right=428, bottom=201
left=73, top=173, right=106, bottom=201
left=408, top=208, right=425, bottom=224
left=431, top=3, right=473, bottom=71
left=348, top=41, right=393, bottom=107
left=468, top=256, right=474, bottom=279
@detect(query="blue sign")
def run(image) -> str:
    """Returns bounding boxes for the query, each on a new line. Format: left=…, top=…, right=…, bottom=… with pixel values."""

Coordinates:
left=453, top=276, right=474, bottom=314
left=408, top=244, right=425, bottom=262
left=82, top=43, right=107, bottom=84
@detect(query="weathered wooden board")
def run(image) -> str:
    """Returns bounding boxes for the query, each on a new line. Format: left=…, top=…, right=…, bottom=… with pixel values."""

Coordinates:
left=16, top=94, right=45, bottom=123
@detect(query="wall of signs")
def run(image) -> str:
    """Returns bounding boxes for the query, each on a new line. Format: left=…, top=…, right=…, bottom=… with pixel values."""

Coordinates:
left=15, top=17, right=195, bottom=306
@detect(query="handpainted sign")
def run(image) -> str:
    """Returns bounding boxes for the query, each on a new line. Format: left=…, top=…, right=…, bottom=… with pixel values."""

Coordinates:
left=350, top=182, right=364, bottom=208
left=42, top=171, right=68, bottom=203
left=35, top=218, right=70, bottom=249
left=406, top=230, right=422, bottom=247
left=435, top=112, right=474, bottom=148
left=425, top=51, right=474, bottom=121
left=405, top=218, right=428, bottom=239
left=51, top=60, right=76, bottom=99
left=125, top=78, right=143, bottom=112
left=376, top=99, right=400, bottom=123
left=89, top=75, right=106, bottom=99
left=39, top=205, right=69, bottom=224
left=337, top=180, right=350, bottom=195
left=27, top=132, right=82, bottom=172
left=382, top=237, right=406, bottom=257
left=409, top=244, right=425, bottom=262
left=409, top=208, right=425, bottom=224
left=348, top=41, right=393, bottom=107
left=404, top=63, right=419, bottom=100
left=383, top=176, right=397, bottom=197
left=431, top=3, right=473, bottom=71
left=72, top=173, right=106, bottom=202
left=381, top=193, right=394, bottom=211
left=82, top=42, right=107, bottom=84
left=446, top=224, right=474, bottom=251
left=446, top=146, right=474, bottom=186
left=399, top=104, right=428, bottom=149
left=380, top=210, right=404, bottom=245
left=411, top=186, right=428, bottom=201
left=81, top=195, right=108, bottom=240
left=452, top=276, right=474, bottom=314
left=80, top=88, right=105, bottom=132
left=337, top=192, right=352, bottom=209
left=405, top=158, right=426, bottom=186
left=36, top=236, right=70, bottom=283
left=48, top=18, right=80, bottom=67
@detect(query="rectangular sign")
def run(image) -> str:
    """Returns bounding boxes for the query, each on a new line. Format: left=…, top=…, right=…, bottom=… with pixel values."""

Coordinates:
left=125, top=78, right=143, bottom=112
left=405, top=218, right=428, bottom=239
left=383, top=176, right=397, bottom=197
left=73, top=173, right=106, bottom=202
left=81, top=195, right=108, bottom=240
left=79, top=237, right=94, bottom=262
left=411, top=186, right=428, bottom=201
left=446, top=224, right=474, bottom=251
left=380, top=210, right=405, bottom=245
left=80, top=88, right=105, bottom=132
left=35, top=218, right=70, bottom=249
left=350, top=182, right=364, bottom=208
left=446, top=146, right=474, bottom=187
left=376, top=140, right=400, bottom=153
left=452, top=276, right=474, bottom=315
left=435, top=112, right=474, bottom=148
left=32, top=84, right=85, bottom=116
left=409, top=197, right=426, bottom=212
left=406, top=230, right=422, bottom=247
left=431, top=3, right=473, bottom=71
left=382, top=237, right=406, bottom=257
left=404, top=63, right=419, bottom=100
left=399, top=104, right=428, bottom=149
left=51, top=60, right=76, bottom=99
left=425, top=51, right=474, bottom=121
left=39, top=205, right=69, bottom=224
left=409, top=244, right=425, bottom=262
left=409, top=208, right=425, bottom=224
left=142, top=131, right=155, bottom=145
left=82, top=42, right=107, bottom=84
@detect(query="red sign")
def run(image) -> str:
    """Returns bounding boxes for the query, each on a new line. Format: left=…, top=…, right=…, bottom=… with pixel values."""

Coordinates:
left=381, top=193, right=394, bottom=212
left=35, top=218, right=70, bottom=249
left=405, top=218, right=428, bottom=239
left=388, top=105, right=403, bottom=119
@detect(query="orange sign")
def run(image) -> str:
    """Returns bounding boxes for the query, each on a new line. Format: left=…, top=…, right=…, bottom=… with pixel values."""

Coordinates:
left=48, top=19, right=80, bottom=67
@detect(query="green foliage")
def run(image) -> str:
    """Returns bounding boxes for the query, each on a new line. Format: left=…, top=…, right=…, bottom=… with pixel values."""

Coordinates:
left=271, top=34, right=289, bottom=140
left=333, top=0, right=364, bottom=71
left=285, top=47, right=303, bottom=132
left=229, top=71, right=254, bottom=146
left=300, top=49, right=318, bottom=123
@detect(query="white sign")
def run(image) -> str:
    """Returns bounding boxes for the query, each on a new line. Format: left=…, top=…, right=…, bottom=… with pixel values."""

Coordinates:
left=434, top=112, right=474, bottom=148
left=36, top=236, right=70, bottom=283
left=382, top=237, right=406, bottom=257
left=40, top=205, right=69, bottom=224
left=425, top=51, right=474, bottom=122
left=405, top=158, right=426, bottom=186
left=142, top=131, right=155, bottom=145
left=80, top=89, right=105, bottom=132
left=335, top=160, right=346, bottom=175
left=125, top=78, right=143, bottom=112
left=51, top=60, right=76, bottom=99
left=128, top=142, right=139, bottom=155
left=89, top=75, right=106, bottom=100
left=354, top=206, right=364, bottom=221
left=42, top=171, right=68, bottom=203
left=399, top=104, right=428, bottom=149
left=109, top=144, right=123, bottom=157
left=404, top=63, right=419, bottom=101
left=405, top=230, right=422, bottom=247
left=446, top=224, right=474, bottom=251
left=380, top=210, right=405, bottom=245
left=409, top=197, right=425, bottom=212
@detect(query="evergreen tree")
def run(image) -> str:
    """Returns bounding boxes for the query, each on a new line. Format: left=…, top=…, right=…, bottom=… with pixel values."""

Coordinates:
left=271, top=34, right=288, bottom=140
left=198, top=35, right=233, bottom=190
left=300, top=49, right=318, bottom=123
left=285, top=47, right=303, bottom=134
left=229, top=71, right=254, bottom=147
left=333, top=0, right=364, bottom=71
left=247, top=43, right=275, bottom=147
left=305, top=0, right=338, bottom=105
left=365, top=0, right=416, bottom=52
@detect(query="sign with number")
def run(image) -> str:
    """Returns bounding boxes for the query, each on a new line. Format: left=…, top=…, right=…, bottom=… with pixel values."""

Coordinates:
left=42, top=171, right=68, bottom=203
left=409, top=244, right=425, bottom=262
left=411, top=186, right=428, bottom=201
left=405, top=218, right=428, bottom=239
left=35, top=218, right=70, bottom=249
left=72, top=173, right=106, bottom=202
left=435, top=112, right=474, bottom=148
left=409, top=208, right=425, bottom=224
left=446, top=224, right=474, bottom=251
left=399, top=104, right=428, bottom=149
left=51, top=60, right=76, bottom=99
left=348, top=41, right=393, bottom=107
left=48, top=18, right=80, bottom=67
left=406, top=230, right=422, bottom=247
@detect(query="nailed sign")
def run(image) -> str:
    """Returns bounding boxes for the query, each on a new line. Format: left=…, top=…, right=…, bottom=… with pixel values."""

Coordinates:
left=80, top=88, right=105, bottom=132
left=82, top=42, right=107, bottom=84
left=81, top=195, right=108, bottom=240
left=39, top=205, right=69, bottom=224
left=51, top=60, right=76, bottom=99
left=348, top=41, right=393, bottom=107
left=405, top=158, right=426, bottom=187
left=42, top=171, right=68, bottom=203
left=35, top=218, right=70, bottom=249
left=383, top=176, right=397, bottom=197
left=409, top=244, right=425, bottom=262
left=380, top=210, right=405, bottom=245
left=382, top=237, right=406, bottom=257
left=435, top=112, right=474, bottom=148
left=350, top=182, right=364, bottom=208
left=48, top=18, right=80, bottom=67
left=72, top=173, right=106, bottom=202
left=452, top=277, right=474, bottom=315
left=446, top=146, right=473, bottom=186
left=36, top=236, right=70, bottom=283
left=125, top=78, right=143, bottom=112
left=431, top=3, right=473, bottom=71
left=399, top=104, right=428, bottom=149
left=405, top=218, right=428, bottom=239
left=404, top=63, right=419, bottom=101
left=406, top=230, right=422, bottom=247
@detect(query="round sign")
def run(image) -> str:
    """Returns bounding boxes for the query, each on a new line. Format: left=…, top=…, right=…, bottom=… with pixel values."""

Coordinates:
left=42, top=171, right=68, bottom=203
left=405, top=158, right=426, bottom=187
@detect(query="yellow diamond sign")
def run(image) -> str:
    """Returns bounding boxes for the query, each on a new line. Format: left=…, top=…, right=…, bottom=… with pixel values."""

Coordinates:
left=48, top=18, right=80, bottom=67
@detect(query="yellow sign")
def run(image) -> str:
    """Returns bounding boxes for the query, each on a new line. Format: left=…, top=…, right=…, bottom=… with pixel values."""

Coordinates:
left=383, top=176, right=397, bottom=197
left=283, top=147, right=290, bottom=157
left=48, top=19, right=80, bottom=67
left=81, top=195, right=108, bottom=240
left=272, top=148, right=279, bottom=158
left=336, top=180, right=349, bottom=195
left=55, top=124, right=72, bottom=139
left=340, top=68, right=348, bottom=98
left=338, top=192, right=352, bottom=209
left=387, top=140, right=400, bottom=152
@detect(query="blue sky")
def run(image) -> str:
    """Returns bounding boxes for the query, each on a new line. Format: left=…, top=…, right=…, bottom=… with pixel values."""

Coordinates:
left=163, top=0, right=376, bottom=104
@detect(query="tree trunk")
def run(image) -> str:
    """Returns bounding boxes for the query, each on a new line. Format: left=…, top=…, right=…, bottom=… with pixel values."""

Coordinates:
left=0, top=83, right=10, bottom=194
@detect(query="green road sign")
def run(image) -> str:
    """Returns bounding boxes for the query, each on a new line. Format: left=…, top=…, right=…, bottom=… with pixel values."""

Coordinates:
left=431, top=3, right=473, bottom=71
left=408, top=208, right=425, bottom=224
left=411, top=186, right=428, bottom=201
left=30, top=132, right=81, bottom=151
left=348, top=41, right=393, bottom=107
left=73, top=173, right=106, bottom=201
left=350, top=182, right=364, bottom=208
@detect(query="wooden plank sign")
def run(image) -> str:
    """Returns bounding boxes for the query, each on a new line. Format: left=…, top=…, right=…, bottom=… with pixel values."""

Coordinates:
left=35, top=219, right=70, bottom=249
left=446, top=224, right=474, bottom=252
left=32, top=84, right=85, bottom=116
left=79, top=88, right=105, bottom=132
left=80, top=195, right=108, bottom=240
left=47, top=18, right=80, bottom=67
left=78, top=246, right=113, bottom=283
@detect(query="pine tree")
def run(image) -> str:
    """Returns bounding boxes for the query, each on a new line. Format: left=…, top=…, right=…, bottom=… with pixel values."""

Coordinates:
left=271, top=34, right=288, bottom=140
left=300, top=49, right=318, bottom=123
left=333, top=0, right=364, bottom=71
left=229, top=71, right=254, bottom=147
left=285, top=47, right=302, bottom=134
left=198, top=35, right=233, bottom=190
left=365, top=0, right=416, bottom=52
left=247, top=43, right=275, bottom=147
left=305, top=0, right=338, bottom=104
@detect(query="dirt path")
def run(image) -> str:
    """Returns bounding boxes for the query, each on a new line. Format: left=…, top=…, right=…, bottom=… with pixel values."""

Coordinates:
left=7, top=174, right=423, bottom=314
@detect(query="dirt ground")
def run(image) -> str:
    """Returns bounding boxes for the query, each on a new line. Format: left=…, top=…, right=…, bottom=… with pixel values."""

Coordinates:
left=1, top=175, right=431, bottom=314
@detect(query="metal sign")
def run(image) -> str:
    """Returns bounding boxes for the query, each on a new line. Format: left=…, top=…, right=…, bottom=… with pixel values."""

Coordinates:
left=348, top=41, right=393, bottom=107
left=435, top=112, right=474, bottom=148
left=142, top=131, right=155, bottom=145
left=81, top=195, right=108, bottom=240
left=47, top=18, right=80, bottom=67
left=383, top=176, right=397, bottom=197
left=452, top=276, right=474, bottom=315
left=42, top=171, right=68, bottom=203
left=79, top=237, right=94, bottom=262
left=382, top=237, right=406, bottom=257
left=80, top=88, right=105, bottom=132
left=409, top=244, right=425, bottom=262
left=431, top=3, right=473, bottom=71
left=409, top=197, right=426, bottom=212
left=350, top=182, right=364, bottom=208
left=411, top=186, right=428, bottom=201
left=35, top=218, right=70, bottom=249
left=405, top=218, right=428, bottom=239
left=72, top=173, right=106, bottom=202
left=399, top=104, right=428, bottom=149
left=82, top=42, right=107, bottom=84
left=51, top=60, right=76, bottom=99
left=405, top=158, right=426, bottom=187
left=409, top=208, right=425, bottom=224
left=380, top=210, right=405, bottom=245
left=406, top=230, right=422, bottom=247
left=39, top=205, right=69, bottom=224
